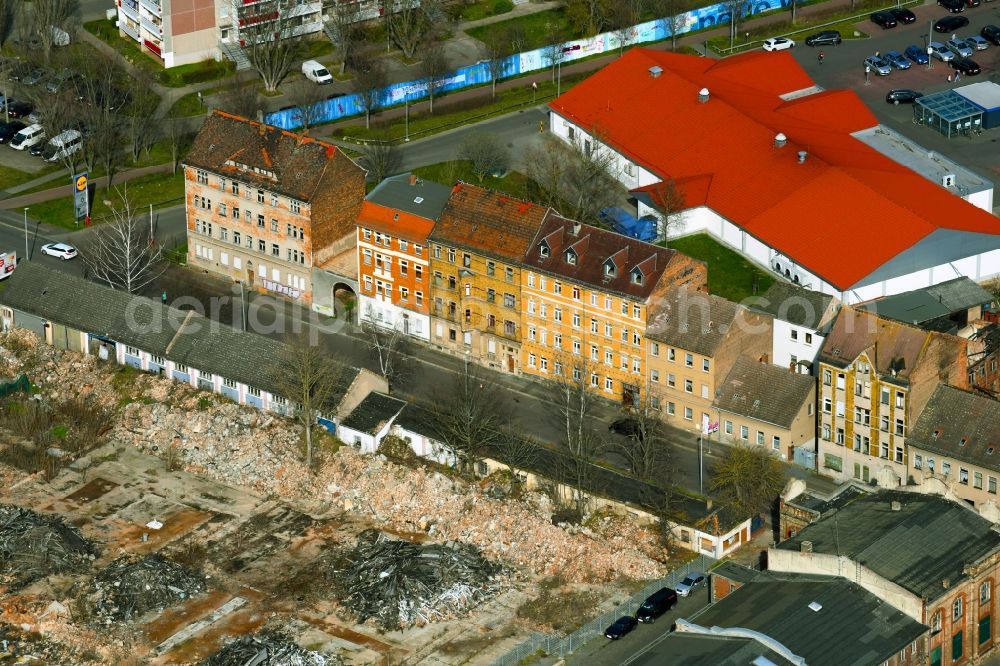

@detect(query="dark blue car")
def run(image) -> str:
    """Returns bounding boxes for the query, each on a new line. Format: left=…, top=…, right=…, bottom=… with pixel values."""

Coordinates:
left=884, top=50, right=911, bottom=70
left=905, top=45, right=930, bottom=65
left=605, top=616, right=638, bottom=640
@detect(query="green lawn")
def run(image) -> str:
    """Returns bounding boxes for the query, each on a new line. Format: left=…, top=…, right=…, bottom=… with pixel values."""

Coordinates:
left=412, top=160, right=534, bottom=198
left=85, top=19, right=163, bottom=79
left=168, top=89, right=213, bottom=118
left=0, top=164, right=60, bottom=192
left=466, top=8, right=574, bottom=50
left=303, top=39, right=334, bottom=59
left=156, top=59, right=234, bottom=87
left=451, top=0, right=514, bottom=22
left=27, top=171, right=185, bottom=230
left=665, top=234, right=774, bottom=303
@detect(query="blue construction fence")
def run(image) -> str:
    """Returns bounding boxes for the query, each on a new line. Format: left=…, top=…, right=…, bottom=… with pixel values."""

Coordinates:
left=265, top=0, right=792, bottom=130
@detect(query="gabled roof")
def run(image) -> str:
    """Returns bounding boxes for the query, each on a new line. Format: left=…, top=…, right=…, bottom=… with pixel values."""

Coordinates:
left=550, top=49, right=1000, bottom=291
left=751, top=281, right=836, bottom=330
left=818, top=307, right=938, bottom=378
left=689, top=571, right=927, bottom=666
left=522, top=216, right=705, bottom=300
left=366, top=173, right=451, bottom=221
left=184, top=111, right=362, bottom=203
left=908, top=385, right=1000, bottom=471
left=646, top=288, right=750, bottom=355
left=357, top=201, right=436, bottom=244
left=861, top=277, right=994, bottom=327
left=428, top=182, right=551, bottom=262
left=341, top=392, right=407, bottom=435
left=778, top=490, right=1000, bottom=601
left=713, top=356, right=814, bottom=428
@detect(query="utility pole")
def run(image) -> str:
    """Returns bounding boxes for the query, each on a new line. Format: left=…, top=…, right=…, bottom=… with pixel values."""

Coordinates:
left=698, top=435, right=704, bottom=494
left=22, top=208, right=28, bottom=261
left=404, top=99, right=409, bottom=142
left=149, top=203, right=154, bottom=239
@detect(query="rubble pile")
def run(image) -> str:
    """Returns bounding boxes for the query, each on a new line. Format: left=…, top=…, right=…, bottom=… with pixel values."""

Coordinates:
left=0, top=621, right=106, bottom=665
left=201, top=630, right=337, bottom=666
left=0, top=505, right=97, bottom=589
left=332, top=529, right=503, bottom=630
left=88, top=554, right=207, bottom=622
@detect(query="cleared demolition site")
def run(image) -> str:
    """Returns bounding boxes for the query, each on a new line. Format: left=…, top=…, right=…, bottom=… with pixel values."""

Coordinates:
left=0, top=330, right=676, bottom=665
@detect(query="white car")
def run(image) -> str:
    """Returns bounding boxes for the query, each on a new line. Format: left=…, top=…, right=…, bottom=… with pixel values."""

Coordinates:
left=41, top=242, right=77, bottom=260
left=763, top=37, right=796, bottom=51
left=675, top=572, right=707, bottom=597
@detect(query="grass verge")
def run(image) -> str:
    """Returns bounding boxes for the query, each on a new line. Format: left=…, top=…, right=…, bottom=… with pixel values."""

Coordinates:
left=28, top=170, right=185, bottom=231
left=412, top=160, right=534, bottom=198
left=0, top=165, right=61, bottom=192
left=450, top=0, right=515, bottom=22
left=85, top=19, right=163, bottom=78
left=466, top=8, right=572, bottom=50
left=664, top=233, right=774, bottom=303
left=168, top=89, right=214, bottom=118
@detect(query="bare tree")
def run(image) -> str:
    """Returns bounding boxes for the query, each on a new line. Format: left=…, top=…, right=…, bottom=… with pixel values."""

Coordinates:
left=524, top=133, right=620, bottom=226
left=480, top=27, right=512, bottom=100
left=662, top=0, right=690, bottom=51
left=612, top=399, right=672, bottom=481
left=216, top=72, right=260, bottom=119
left=554, top=356, right=608, bottom=515
left=240, top=0, right=304, bottom=93
left=385, top=0, right=446, bottom=60
left=31, top=0, right=79, bottom=63
left=458, top=132, right=510, bottom=182
left=417, top=43, right=450, bottom=113
left=611, top=1, right=641, bottom=56
left=711, top=443, right=787, bottom=518
left=275, top=333, right=345, bottom=468
left=288, top=80, right=330, bottom=132
left=724, top=0, right=744, bottom=49
left=645, top=179, right=687, bottom=244
left=80, top=192, right=165, bottom=293
left=429, top=361, right=512, bottom=475
left=86, top=112, right=126, bottom=191
left=542, top=21, right=567, bottom=83
left=491, top=434, right=540, bottom=484
left=357, top=136, right=401, bottom=183
left=350, top=52, right=387, bottom=129
left=505, top=24, right=528, bottom=54
left=325, top=0, right=361, bottom=77
left=0, top=0, right=16, bottom=48
left=361, top=306, right=411, bottom=388
left=124, top=71, right=160, bottom=164
left=566, top=0, right=611, bottom=36
left=164, top=118, right=195, bottom=175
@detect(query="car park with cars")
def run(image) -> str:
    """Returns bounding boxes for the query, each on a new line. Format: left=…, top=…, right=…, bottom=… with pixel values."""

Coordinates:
left=935, top=15, right=969, bottom=33
left=929, top=41, right=956, bottom=61
left=762, top=37, right=796, bottom=51
left=871, top=11, right=898, bottom=28
left=604, top=616, right=638, bottom=640
left=865, top=55, right=893, bottom=75
left=890, top=7, right=916, bottom=23
left=905, top=45, right=930, bottom=64
left=886, top=89, right=924, bottom=104
left=805, top=30, right=842, bottom=46
left=884, top=50, right=911, bottom=69
left=949, top=58, right=981, bottom=75
left=946, top=38, right=974, bottom=58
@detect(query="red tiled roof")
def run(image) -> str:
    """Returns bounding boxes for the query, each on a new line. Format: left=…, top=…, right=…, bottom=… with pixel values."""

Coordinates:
left=550, top=49, right=1000, bottom=291
left=357, top=201, right=435, bottom=244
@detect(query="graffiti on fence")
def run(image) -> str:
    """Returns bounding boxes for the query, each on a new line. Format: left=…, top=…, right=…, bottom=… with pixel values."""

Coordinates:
left=265, top=0, right=789, bottom=130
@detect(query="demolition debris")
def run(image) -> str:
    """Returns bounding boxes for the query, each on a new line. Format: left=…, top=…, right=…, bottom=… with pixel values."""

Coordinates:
left=332, top=530, right=503, bottom=630
left=0, top=505, right=97, bottom=590
left=89, top=554, right=207, bottom=622
left=201, top=630, right=337, bottom=666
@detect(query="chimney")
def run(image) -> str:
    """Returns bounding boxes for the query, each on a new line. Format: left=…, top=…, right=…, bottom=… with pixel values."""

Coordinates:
left=790, top=361, right=797, bottom=373
left=774, top=132, right=787, bottom=148
left=649, top=65, right=663, bottom=78
left=760, top=353, right=769, bottom=364
left=698, top=87, right=710, bottom=103
left=257, top=122, right=267, bottom=137
left=706, top=498, right=713, bottom=511
left=798, top=150, right=808, bottom=164
left=891, top=501, right=901, bottom=511
left=943, top=578, right=951, bottom=589
left=409, top=174, right=417, bottom=186
left=801, top=540, right=813, bottom=553
left=571, top=221, right=581, bottom=236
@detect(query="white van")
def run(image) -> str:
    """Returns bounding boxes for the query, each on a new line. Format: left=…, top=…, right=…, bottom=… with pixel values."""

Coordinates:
left=9, top=124, right=45, bottom=151
left=301, top=60, right=332, bottom=85
left=42, top=129, right=82, bottom=162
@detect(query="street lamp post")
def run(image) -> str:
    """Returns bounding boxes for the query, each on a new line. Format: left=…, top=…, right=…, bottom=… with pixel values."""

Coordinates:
left=22, top=208, right=28, bottom=261
left=404, top=99, right=409, bottom=142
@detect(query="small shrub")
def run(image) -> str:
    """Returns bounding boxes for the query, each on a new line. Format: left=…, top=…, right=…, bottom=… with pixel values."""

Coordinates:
left=377, top=434, right=415, bottom=461
left=196, top=397, right=212, bottom=411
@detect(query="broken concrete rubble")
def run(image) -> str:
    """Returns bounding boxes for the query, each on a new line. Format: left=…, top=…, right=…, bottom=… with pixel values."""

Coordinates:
left=200, top=630, right=338, bottom=666
left=88, top=553, right=207, bottom=623
left=0, top=504, right=97, bottom=590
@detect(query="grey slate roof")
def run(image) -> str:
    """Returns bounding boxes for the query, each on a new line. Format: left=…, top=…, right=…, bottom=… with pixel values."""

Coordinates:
left=778, top=490, right=1000, bottom=601
left=711, top=561, right=761, bottom=585
left=861, top=277, right=994, bottom=327
left=907, top=385, right=1000, bottom=472
left=645, top=288, right=743, bottom=356
left=0, top=263, right=361, bottom=407
left=366, top=173, right=452, bottom=221
left=785, top=482, right=867, bottom=516
left=340, top=392, right=407, bottom=434
left=689, top=571, right=927, bottom=666
left=713, top=356, right=814, bottom=428
left=751, top=281, right=835, bottom=329
left=631, top=633, right=795, bottom=666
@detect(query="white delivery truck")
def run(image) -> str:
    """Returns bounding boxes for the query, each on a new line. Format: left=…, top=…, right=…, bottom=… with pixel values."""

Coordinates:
left=301, top=60, right=333, bottom=85
left=0, top=251, right=16, bottom=280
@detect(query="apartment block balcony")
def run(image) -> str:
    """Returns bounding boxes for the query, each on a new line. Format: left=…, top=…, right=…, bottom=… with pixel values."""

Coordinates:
left=138, top=0, right=162, bottom=16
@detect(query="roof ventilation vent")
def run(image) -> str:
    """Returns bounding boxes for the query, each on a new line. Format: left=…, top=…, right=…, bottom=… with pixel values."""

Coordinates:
left=942, top=174, right=956, bottom=187
left=414, top=196, right=424, bottom=204
left=891, top=501, right=902, bottom=511
left=797, top=150, right=808, bottom=164
left=774, top=133, right=787, bottom=148
left=571, top=221, right=581, bottom=236
left=808, top=601, right=822, bottom=612
left=649, top=65, right=663, bottom=78
left=698, top=87, right=710, bottom=103
left=800, top=540, right=813, bottom=553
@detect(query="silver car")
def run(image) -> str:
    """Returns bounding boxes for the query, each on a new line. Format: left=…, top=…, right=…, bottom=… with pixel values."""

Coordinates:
left=675, top=572, right=707, bottom=597
left=865, top=55, right=892, bottom=75
left=964, top=35, right=989, bottom=51
left=929, top=42, right=956, bottom=62
left=946, top=38, right=974, bottom=58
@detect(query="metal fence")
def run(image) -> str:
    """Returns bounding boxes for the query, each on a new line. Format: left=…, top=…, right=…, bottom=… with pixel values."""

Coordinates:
left=488, top=554, right=715, bottom=666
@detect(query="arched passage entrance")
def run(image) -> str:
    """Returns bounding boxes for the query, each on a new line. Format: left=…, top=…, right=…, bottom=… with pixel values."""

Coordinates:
left=332, top=282, right=357, bottom=323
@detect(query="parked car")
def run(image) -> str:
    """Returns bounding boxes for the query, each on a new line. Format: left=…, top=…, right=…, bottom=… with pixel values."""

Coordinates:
left=301, top=59, right=333, bottom=84
left=886, top=89, right=924, bottom=104
left=890, top=7, right=917, bottom=23
left=40, top=243, right=78, bottom=260
left=676, top=572, right=708, bottom=597
left=604, top=616, right=638, bottom=640
left=964, top=35, right=989, bottom=50
left=929, top=41, right=956, bottom=61
left=946, top=38, right=974, bottom=57
left=28, top=141, right=44, bottom=157
left=982, top=25, right=1000, bottom=46
left=884, top=50, right=911, bottom=69
left=938, top=0, right=965, bottom=12
left=870, top=11, right=898, bottom=28
left=963, top=0, right=980, bottom=7
left=7, top=62, right=32, bottom=81
left=9, top=124, right=45, bottom=151
left=637, top=587, right=678, bottom=623
left=45, top=68, right=74, bottom=94
left=935, top=15, right=969, bottom=32
left=949, top=58, right=981, bottom=75
left=762, top=37, right=796, bottom=51
left=6, top=101, right=33, bottom=118
left=22, top=68, right=45, bottom=86
left=0, top=121, right=26, bottom=144
left=609, top=418, right=642, bottom=438
left=805, top=30, right=842, bottom=46
left=905, top=44, right=930, bottom=64
left=865, top=55, right=893, bottom=75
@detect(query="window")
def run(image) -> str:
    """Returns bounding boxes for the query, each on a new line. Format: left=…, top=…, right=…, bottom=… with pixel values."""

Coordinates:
left=233, top=231, right=241, bottom=245
left=554, top=334, right=562, bottom=349
left=953, top=630, right=964, bottom=661
left=462, top=253, right=471, bottom=268
left=540, top=357, right=548, bottom=372
left=528, top=354, right=536, bottom=368
left=932, top=611, right=942, bottom=633
left=667, top=402, right=676, bottom=416
left=791, top=329, right=798, bottom=341
left=196, top=170, right=208, bottom=184
left=651, top=342, right=660, bottom=357
left=991, top=476, right=998, bottom=494
left=822, top=424, right=831, bottom=440
left=218, top=202, right=227, bottom=216
left=271, top=243, right=279, bottom=257
left=539, top=244, right=550, bottom=258
left=399, top=287, right=409, bottom=301
left=740, top=425, right=749, bottom=440
left=684, top=407, right=693, bottom=420
left=572, top=286, right=580, bottom=300
left=836, top=373, right=845, bottom=390
left=554, top=281, right=562, bottom=295
left=805, top=333, right=813, bottom=344
left=702, top=359, right=710, bottom=372
left=271, top=219, right=278, bottom=232
left=605, top=377, right=613, bottom=391
left=605, top=322, right=612, bottom=337
left=823, top=369, right=832, bottom=386
left=961, top=468, right=969, bottom=484
left=651, top=369, right=660, bottom=383
left=232, top=206, right=239, bottom=219
left=291, top=200, right=301, bottom=214
left=258, top=240, right=266, bottom=252
left=836, top=428, right=845, bottom=445
left=725, top=420, right=733, bottom=435
left=447, top=248, right=455, bottom=263
left=756, top=431, right=765, bottom=446
left=684, top=379, right=693, bottom=393
left=895, top=419, right=905, bottom=436
left=605, top=350, right=613, bottom=365
left=823, top=398, right=832, bottom=414
left=258, top=214, right=265, bottom=228
left=668, top=348, right=676, bottom=362
left=896, top=391, right=905, bottom=409
left=982, top=581, right=991, bottom=605
left=415, top=292, right=423, bottom=306
left=554, top=308, right=563, bottom=323
left=975, top=472, right=983, bottom=489
left=772, top=435, right=781, bottom=451
left=505, top=267, right=514, bottom=283
left=433, top=245, right=441, bottom=259
left=685, top=353, right=693, bottom=367
left=914, top=454, right=923, bottom=469
left=487, top=261, right=495, bottom=276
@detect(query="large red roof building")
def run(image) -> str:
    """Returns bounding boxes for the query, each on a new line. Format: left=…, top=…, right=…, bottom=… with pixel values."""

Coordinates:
left=548, top=49, right=1000, bottom=304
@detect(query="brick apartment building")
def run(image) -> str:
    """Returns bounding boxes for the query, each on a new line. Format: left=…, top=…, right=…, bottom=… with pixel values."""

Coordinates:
left=519, top=216, right=706, bottom=404
left=356, top=174, right=451, bottom=341
left=427, top=184, right=552, bottom=374
left=816, top=307, right=968, bottom=486
left=183, top=111, right=365, bottom=305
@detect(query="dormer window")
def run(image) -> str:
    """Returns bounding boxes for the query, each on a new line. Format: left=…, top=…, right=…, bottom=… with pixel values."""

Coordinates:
left=631, top=268, right=644, bottom=285
left=539, top=241, right=550, bottom=258
left=566, top=249, right=577, bottom=265
left=603, top=259, right=616, bottom=277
